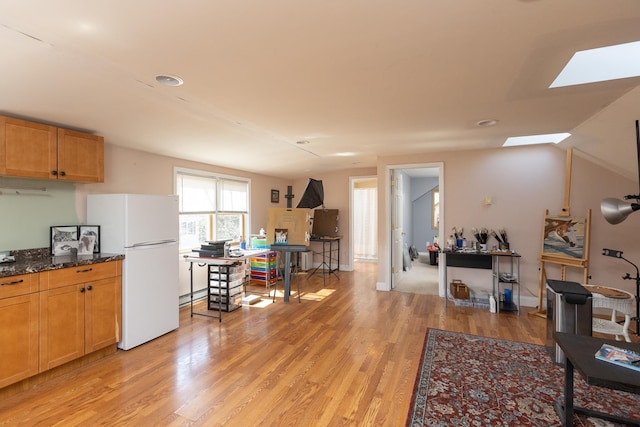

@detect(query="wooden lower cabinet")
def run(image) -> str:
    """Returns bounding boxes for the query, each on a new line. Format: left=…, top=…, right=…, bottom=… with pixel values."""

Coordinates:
left=39, top=284, right=86, bottom=371
left=40, top=266, right=122, bottom=372
left=0, top=293, right=39, bottom=389
left=0, top=260, right=122, bottom=390
left=85, top=276, right=121, bottom=353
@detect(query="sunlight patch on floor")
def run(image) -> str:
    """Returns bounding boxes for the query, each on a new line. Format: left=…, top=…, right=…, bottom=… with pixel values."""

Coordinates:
left=301, top=288, right=336, bottom=301
left=243, top=298, right=275, bottom=308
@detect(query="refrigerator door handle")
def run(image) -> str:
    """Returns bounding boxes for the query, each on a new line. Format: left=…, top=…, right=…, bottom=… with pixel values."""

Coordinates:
left=127, top=239, right=177, bottom=248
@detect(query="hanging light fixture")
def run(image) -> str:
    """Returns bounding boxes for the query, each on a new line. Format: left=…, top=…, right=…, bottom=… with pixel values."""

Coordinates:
left=601, top=197, right=640, bottom=224
left=601, top=120, right=640, bottom=224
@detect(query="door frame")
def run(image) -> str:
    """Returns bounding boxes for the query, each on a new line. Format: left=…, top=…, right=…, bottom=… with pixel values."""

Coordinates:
left=391, top=169, right=404, bottom=288
left=387, top=162, right=445, bottom=297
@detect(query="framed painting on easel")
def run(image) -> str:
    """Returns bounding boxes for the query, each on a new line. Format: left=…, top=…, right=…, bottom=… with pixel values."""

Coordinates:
left=542, top=214, right=588, bottom=260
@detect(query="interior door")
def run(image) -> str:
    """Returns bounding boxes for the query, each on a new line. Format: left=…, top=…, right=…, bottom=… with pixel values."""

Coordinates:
left=391, top=170, right=404, bottom=288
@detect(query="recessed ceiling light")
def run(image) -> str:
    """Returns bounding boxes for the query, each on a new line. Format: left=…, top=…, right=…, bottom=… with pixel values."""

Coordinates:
left=296, top=140, right=310, bottom=145
left=503, top=133, right=571, bottom=147
left=335, top=152, right=355, bottom=157
left=477, top=119, right=498, bottom=127
left=155, top=74, right=184, bottom=87
left=550, top=40, right=640, bottom=88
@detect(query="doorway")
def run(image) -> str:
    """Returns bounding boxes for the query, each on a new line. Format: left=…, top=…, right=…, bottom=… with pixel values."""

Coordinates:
left=350, top=176, right=378, bottom=269
left=389, top=164, right=444, bottom=296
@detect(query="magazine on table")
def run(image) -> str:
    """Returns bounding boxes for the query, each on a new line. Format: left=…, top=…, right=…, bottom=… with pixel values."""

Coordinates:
left=595, top=344, right=640, bottom=372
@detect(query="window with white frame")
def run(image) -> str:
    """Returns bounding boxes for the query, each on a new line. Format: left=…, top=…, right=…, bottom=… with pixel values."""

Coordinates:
left=175, top=169, right=249, bottom=251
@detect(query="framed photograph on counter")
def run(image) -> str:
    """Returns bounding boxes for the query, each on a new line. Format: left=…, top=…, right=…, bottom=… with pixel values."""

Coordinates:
left=79, top=225, right=100, bottom=254
left=50, top=225, right=79, bottom=256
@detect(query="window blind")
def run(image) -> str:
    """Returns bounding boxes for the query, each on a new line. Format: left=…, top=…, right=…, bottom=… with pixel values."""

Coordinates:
left=218, top=178, right=248, bottom=213
left=176, top=172, right=248, bottom=214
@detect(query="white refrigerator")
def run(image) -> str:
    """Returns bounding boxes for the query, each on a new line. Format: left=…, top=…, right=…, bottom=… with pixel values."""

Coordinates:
left=87, top=194, right=179, bottom=350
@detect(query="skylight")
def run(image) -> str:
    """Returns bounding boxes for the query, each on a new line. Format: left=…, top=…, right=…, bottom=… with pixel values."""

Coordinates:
left=503, top=133, right=571, bottom=147
left=550, top=40, right=640, bottom=88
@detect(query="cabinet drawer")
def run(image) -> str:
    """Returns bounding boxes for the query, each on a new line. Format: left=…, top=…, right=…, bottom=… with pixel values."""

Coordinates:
left=0, top=273, right=39, bottom=299
left=43, top=261, right=119, bottom=290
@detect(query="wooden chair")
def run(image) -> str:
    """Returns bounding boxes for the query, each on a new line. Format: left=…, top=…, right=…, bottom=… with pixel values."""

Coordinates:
left=584, top=285, right=634, bottom=342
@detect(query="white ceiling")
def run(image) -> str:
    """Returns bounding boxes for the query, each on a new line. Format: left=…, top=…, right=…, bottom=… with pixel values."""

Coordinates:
left=1, top=1, right=639, bottom=181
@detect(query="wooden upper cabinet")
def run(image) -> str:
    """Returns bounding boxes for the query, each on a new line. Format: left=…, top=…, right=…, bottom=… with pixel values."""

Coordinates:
left=0, top=116, right=57, bottom=179
left=0, top=115, right=104, bottom=183
left=57, top=128, right=104, bottom=182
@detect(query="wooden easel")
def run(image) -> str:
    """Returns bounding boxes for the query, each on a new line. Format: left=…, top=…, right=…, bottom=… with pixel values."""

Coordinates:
left=530, top=148, right=591, bottom=318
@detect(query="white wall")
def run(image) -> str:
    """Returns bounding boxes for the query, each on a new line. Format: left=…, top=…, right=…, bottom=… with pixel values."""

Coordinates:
left=74, top=144, right=293, bottom=298
left=377, top=145, right=639, bottom=306
left=292, top=167, right=377, bottom=271
left=5, top=140, right=637, bottom=307
left=410, top=176, right=439, bottom=251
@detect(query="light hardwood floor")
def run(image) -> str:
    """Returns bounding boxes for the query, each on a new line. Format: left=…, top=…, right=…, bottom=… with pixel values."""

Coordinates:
left=0, top=261, right=549, bottom=426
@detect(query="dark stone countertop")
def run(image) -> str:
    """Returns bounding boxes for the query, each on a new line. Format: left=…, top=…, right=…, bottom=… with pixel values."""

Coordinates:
left=0, top=247, right=124, bottom=278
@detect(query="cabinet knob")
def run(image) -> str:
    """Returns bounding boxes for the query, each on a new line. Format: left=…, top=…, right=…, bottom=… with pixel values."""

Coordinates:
left=87, top=285, right=93, bottom=291
left=51, top=170, right=58, bottom=176
left=80, top=287, right=85, bottom=292
left=59, top=171, right=66, bottom=177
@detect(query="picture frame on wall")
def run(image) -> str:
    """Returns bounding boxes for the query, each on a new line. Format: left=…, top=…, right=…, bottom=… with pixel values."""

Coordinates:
left=271, top=189, right=280, bottom=203
left=79, top=225, right=100, bottom=254
left=50, top=225, right=79, bottom=256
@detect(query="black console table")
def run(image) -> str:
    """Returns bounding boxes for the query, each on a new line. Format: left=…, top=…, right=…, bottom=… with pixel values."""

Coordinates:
left=442, top=250, right=520, bottom=311
left=553, top=331, right=640, bottom=426
left=444, top=251, right=492, bottom=269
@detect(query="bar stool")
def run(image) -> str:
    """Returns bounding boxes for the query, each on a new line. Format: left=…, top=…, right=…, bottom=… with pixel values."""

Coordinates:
left=583, top=285, right=634, bottom=342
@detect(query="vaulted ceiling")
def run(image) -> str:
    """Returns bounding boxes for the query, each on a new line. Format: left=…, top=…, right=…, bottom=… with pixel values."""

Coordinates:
left=1, top=1, right=639, bottom=181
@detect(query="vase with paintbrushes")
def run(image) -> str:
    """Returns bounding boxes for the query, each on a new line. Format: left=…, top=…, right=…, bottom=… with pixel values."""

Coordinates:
left=472, top=227, right=489, bottom=251
left=491, top=228, right=509, bottom=251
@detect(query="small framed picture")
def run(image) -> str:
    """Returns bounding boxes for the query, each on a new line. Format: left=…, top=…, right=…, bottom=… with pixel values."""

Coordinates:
left=274, top=228, right=288, bottom=244
left=79, top=225, right=101, bottom=254
left=50, top=225, right=79, bottom=256
left=271, top=189, right=280, bottom=203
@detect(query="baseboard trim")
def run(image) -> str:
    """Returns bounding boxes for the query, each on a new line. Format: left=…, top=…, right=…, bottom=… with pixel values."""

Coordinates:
left=179, top=289, right=207, bottom=307
left=376, top=281, right=390, bottom=291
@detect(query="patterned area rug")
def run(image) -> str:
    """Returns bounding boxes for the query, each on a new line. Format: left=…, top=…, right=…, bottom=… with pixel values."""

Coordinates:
left=407, top=329, right=640, bottom=426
